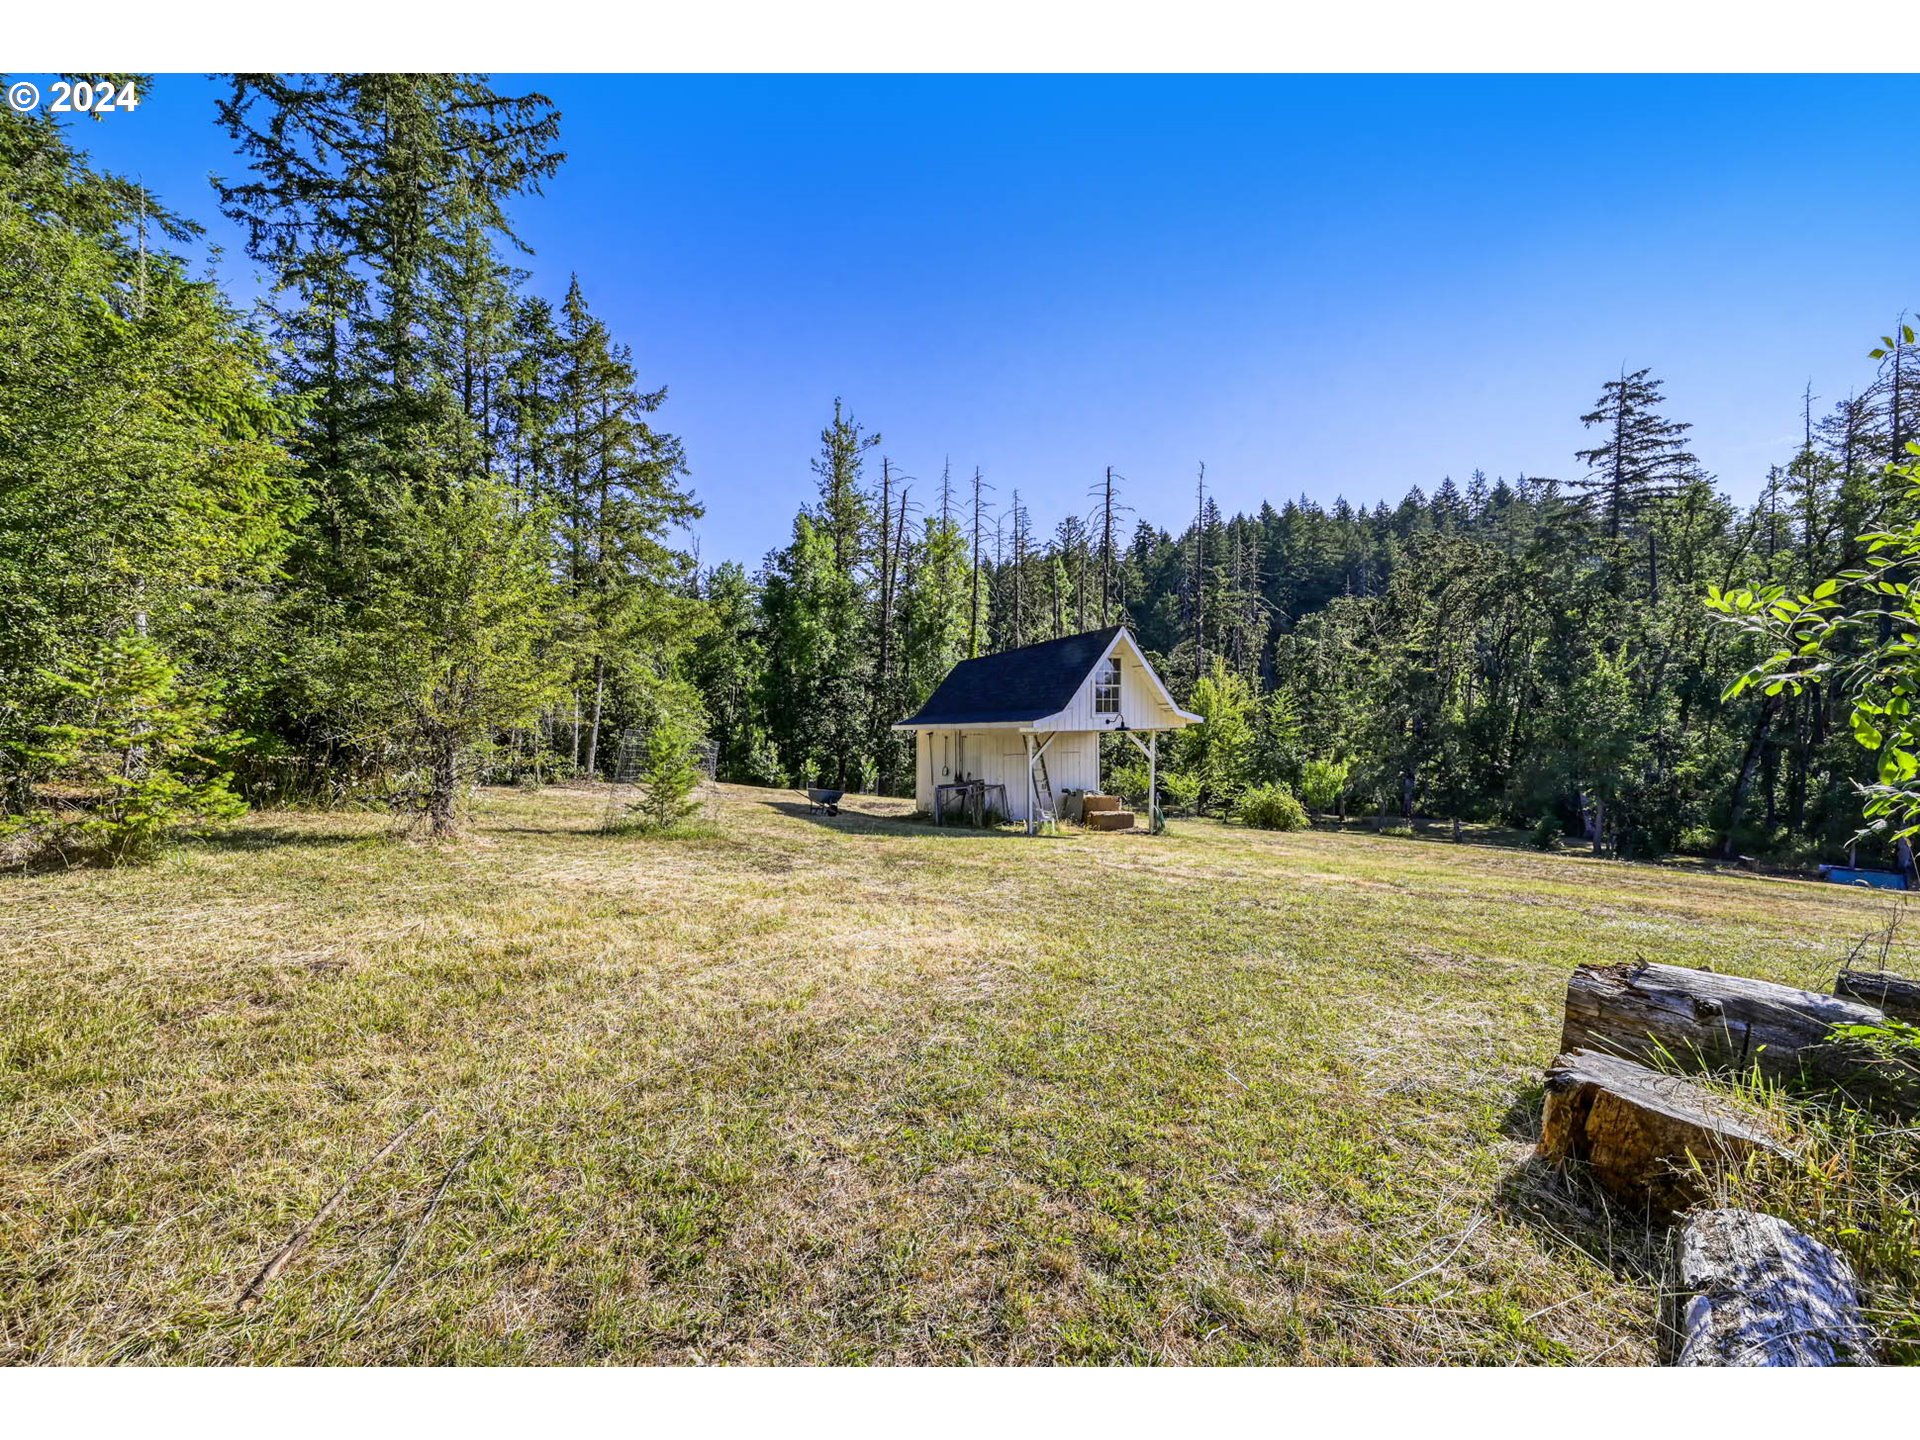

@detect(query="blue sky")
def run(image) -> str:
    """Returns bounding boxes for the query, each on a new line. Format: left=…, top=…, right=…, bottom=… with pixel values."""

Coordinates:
left=48, top=73, right=1920, bottom=566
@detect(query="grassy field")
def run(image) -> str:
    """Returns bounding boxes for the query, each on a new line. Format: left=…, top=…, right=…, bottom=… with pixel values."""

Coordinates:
left=2, top=783, right=1908, bottom=1365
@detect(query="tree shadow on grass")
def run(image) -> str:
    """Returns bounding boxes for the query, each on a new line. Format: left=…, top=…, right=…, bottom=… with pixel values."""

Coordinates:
left=1320, top=818, right=1547, bottom=855
left=757, top=797, right=1049, bottom=841
left=187, top=827, right=383, bottom=854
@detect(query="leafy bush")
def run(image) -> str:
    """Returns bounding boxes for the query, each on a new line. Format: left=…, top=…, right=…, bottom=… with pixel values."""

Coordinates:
left=1158, top=770, right=1201, bottom=816
left=1102, top=761, right=1199, bottom=820
left=1298, top=757, right=1350, bottom=814
left=1173, top=659, right=1255, bottom=815
left=1104, top=761, right=1148, bottom=808
left=1530, top=815, right=1562, bottom=851
left=1377, top=822, right=1415, bottom=839
left=1236, top=783, right=1309, bottom=831
left=1675, top=824, right=1717, bottom=855
left=737, top=727, right=785, bottom=788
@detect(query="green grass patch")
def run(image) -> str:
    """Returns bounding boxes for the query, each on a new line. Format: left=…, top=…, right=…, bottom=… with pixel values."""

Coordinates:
left=1, top=782, right=1904, bottom=1364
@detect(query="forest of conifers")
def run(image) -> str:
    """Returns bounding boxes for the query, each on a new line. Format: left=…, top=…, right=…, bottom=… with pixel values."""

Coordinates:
left=4, top=73, right=1916, bottom=863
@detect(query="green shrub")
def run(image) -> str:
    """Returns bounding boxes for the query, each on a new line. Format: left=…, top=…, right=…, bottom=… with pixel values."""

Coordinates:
left=1158, top=770, right=1201, bottom=816
left=1675, top=824, right=1717, bottom=855
left=1378, top=823, right=1416, bottom=839
left=1236, top=783, right=1309, bottom=831
left=1299, top=757, right=1350, bottom=814
left=1529, top=815, right=1562, bottom=851
left=1105, top=761, right=1148, bottom=808
left=618, top=690, right=710, bottom=833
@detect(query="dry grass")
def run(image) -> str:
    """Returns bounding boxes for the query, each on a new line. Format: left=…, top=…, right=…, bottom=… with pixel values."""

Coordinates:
left=2, top=783, right=1909, bottom=1365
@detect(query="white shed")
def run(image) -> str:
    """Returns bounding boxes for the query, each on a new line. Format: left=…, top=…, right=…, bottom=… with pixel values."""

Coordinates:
left=892, top=626, right=1201, bottom=834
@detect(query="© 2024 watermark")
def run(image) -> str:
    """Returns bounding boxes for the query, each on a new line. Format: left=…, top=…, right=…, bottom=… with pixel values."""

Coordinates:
left=7, top=76, right=141, bottom=115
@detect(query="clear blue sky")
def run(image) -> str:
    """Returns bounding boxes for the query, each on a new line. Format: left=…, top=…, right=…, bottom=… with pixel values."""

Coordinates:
left=48, top=73, right=1920, bottom=566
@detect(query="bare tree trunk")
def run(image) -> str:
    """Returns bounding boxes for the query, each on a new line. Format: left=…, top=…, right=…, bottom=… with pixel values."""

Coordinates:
left=428, top=737, right=461, bottom=839
left=1720, top=693, right=1782, bottom=860
left=584, top=656, right=606, bottom=778
left=969, top=467, right=986, bottom=657
left=1101, top=466, right=1114, bottom=626
left=875, top=460, right=896, bottom=792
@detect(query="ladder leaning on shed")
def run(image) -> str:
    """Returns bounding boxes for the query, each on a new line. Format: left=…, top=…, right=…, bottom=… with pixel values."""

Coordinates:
left=1024, top=731, right=1057, bottom=834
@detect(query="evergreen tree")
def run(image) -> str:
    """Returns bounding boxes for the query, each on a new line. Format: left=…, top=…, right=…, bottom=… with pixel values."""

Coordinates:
left=549, top=276, right=700, bottom=776
left=759, top=401, right=881, bottom=789
left=0, top=94, right=299, bottom=849
left=215, top=73, right=563, bottom=508
left=900, top=513, right=971, bottom=709
left=623, top=682, right=708, bottom=831
left=1572, top=368, right=1704, bottom=569
left=688, top=562, right=773, bottom=783
left=302, top=473, right=571, bottom=837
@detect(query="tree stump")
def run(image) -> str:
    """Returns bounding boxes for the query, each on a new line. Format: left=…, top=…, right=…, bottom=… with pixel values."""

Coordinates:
left=1659, top=1208, right=1876, bottom=1366
left=1835, top=968, right=1920, bottom=1024
left=1538, top=1050, right=1785, bottom=1213
left=1560, top=961, right=1914, bottom=1110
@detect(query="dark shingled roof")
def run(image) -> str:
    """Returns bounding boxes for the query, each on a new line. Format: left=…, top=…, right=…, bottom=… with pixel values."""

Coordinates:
left=897, top=626, right=1126, bottom=727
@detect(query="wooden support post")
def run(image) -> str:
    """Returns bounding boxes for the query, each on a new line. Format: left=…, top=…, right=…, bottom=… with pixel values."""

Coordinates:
left=1024, top=732, right=1035, bottom=837
left=1148, top=731, right=1158, bottom=835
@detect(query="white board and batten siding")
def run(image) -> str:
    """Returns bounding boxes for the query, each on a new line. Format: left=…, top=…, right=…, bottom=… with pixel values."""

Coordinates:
left=904, top=629, right=1198, bottom=823
left=1031, top=633, right=1188, bottom=735
left=914, top=729, right=1099, bottom=822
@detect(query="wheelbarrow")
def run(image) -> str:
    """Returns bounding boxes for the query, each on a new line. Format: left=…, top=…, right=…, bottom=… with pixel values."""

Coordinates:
left=802, top=787, right=843, bottom=816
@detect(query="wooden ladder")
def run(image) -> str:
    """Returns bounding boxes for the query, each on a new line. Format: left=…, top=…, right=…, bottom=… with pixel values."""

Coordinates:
left=1034, top=749, right=1056, bottom=823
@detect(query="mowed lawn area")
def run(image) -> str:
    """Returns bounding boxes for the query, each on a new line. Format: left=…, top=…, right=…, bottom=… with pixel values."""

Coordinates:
left=3, top=784, right=1906, bottom=1365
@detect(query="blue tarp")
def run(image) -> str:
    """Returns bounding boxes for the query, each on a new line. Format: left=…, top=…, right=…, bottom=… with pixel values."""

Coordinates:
left=1818, top=865, right=1910, bottom=891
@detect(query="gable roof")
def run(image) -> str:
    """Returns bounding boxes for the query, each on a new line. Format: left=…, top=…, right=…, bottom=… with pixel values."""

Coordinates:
left=896, top=627, right=1128, bottom=727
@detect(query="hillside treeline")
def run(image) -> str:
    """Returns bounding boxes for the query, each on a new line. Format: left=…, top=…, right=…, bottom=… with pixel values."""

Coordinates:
left=697, top=361, right=1920, bottom=862
left=2, top=74, right=1913, bottom=864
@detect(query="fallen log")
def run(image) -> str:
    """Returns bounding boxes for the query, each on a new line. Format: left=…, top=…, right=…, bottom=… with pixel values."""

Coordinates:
left=1561, top=961, right=1913, bottom=1110
left=1835, top=968, right=1920, bottom=1024
left=1538, top=1049, right=1785, bottom=1213
left=1659, top=1208, right=1876, bottom=1366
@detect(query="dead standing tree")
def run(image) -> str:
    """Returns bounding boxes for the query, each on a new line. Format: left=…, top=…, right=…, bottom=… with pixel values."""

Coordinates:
left=1089, top=465, right=1133, bottom=629
left=969, top=466, right=995, bottom=658
left=872, top=458, right=914, bottom=793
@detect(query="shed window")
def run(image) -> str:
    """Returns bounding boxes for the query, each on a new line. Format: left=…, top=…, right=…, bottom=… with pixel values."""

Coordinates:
left=1094, top=657, right=1121, bottom=715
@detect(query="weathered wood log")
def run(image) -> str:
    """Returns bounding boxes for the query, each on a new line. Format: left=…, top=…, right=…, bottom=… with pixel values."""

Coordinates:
left=1659, top=1208, right=1876, bottom=1366
left=1561, top=961, right=1914, bottom=1110
left=1538, top=1050, right=1785, bottom=1213
left=1836, top=968, right=1920, bottom=1024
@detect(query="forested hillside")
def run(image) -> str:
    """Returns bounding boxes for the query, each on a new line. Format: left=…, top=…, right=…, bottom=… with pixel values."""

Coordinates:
left=699, top=354, right=1920, bottom=863
left=2, top=73, right=1914, bottom=866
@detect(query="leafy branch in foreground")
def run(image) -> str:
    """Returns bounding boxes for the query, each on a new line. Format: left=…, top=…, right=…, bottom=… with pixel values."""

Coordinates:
left=1708, top=442, right=1920, bottom=843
